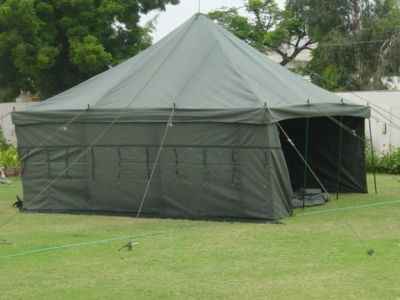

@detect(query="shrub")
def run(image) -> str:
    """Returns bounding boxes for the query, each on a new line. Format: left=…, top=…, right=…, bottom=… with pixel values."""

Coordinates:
left=0, top=128, right=8, bottom=151
left=0, top=146, right=20, bottom=169
left=366, top=145, right=400, bottom=174
left=0, top=128, right=20, bottom=170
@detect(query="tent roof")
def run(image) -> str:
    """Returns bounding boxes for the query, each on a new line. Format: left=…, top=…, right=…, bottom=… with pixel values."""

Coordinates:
left=21, top=14, right=369, bottom=122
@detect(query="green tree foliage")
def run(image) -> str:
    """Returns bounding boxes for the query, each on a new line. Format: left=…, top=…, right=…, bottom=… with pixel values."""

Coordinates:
left=0, top=0, right=179, bottom=100
left=209, top=0, right=316, bottom=66
left=307, top=0, right=400, bottom=90
left=210, top=0, right=400, bottom=91
left=0, top=126, right=19, bottom=169
left=0, top=146, right=19, bottom=168
left=0, top=127, right=7, bottom=150
left=366, top=145, right=400, bottom=174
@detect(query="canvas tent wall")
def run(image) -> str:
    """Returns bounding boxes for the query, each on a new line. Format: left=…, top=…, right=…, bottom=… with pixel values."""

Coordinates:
left=14, top=120, right=294, bottom=219
left=12, top=14, right=370, bottom=220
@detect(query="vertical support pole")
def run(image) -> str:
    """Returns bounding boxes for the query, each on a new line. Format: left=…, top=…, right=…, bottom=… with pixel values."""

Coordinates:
left=46, top=148, right=51, bottom=179
left=174, top=148, right=179, bottom=176
left=117, top=147, right=121, bottom=180
left=368, top=118, right=378, bottom=194
left=146, top=148, right=150, bottom=180
left=336, top=116, right=344, bottom=200
left=65, top=147, right=69, bottom=179
left=303, top=118, right=310, bottom=208
left=231, top=149, right=236, bottom=185
left=202, top=148, right=208, bottom=179
left=91, top=147, right=95, bottom=181
left=389, top=107, right=393, bottom=155
left=20, top=149, right=25, bottom=177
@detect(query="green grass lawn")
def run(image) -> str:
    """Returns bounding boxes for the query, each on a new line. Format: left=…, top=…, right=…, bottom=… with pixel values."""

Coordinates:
left=1, top=175, right=400, bottom=299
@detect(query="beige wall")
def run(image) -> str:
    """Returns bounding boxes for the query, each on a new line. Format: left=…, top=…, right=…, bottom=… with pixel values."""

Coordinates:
left=337, top=91, right=400, bottom=154
left=0, top=103, right=33, bottom=145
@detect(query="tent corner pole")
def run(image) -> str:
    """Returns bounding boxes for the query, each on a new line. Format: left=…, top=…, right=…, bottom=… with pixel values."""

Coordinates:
left=303, top=118, right=310, bottom=209
left=368, top=118, right=378, bottom=194
left=336, top=116, right=344, bottom=200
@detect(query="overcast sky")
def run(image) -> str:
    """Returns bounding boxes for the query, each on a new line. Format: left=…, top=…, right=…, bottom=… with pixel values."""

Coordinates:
left=142, top=0, right=285, bottom=42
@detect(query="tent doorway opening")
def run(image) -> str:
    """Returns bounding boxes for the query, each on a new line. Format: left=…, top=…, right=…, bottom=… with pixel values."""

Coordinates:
left=279, top=116, right=368, bottom=194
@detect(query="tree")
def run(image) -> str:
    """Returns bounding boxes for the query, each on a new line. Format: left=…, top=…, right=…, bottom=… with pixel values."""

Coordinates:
left=0, top=0, right=179, bottom=100
left=308, top=0, right=400, bottom=91
left=210, top=0, right=400, bottom=91
left=209, top=0, right=316, bottom=66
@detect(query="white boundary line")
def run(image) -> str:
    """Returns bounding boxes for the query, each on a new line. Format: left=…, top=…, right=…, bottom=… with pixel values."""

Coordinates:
left=297, top=199, right=400, bottom=216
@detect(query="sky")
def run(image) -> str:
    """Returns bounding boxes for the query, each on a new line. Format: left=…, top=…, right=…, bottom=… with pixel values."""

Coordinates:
left=141, top=0, right=285, bottom=42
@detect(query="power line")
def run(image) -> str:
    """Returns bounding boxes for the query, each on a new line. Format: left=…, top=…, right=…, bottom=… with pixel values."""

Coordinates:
left=317, top=39, right=388, bottom=48
left=310, top=72, right=400, bottom=132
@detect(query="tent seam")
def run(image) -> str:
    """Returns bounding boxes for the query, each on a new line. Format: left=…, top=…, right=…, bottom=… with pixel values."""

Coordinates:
left=209, top=23, right=268, bottom=109
left=122, top=16, right=198, bottom=108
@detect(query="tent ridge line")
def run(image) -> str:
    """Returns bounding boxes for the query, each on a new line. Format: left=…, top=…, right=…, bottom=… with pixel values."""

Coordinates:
left=171, top=40, right=220, bottom=105
left=122, top=16, right=197, bottom=109
left=94, top=43, right=169, bottom=109
left=214, top=21, right=300, bottom=106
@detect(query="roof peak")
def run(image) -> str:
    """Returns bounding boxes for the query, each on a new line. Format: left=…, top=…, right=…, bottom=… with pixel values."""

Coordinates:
left=28, top=10, right=356, bottom=113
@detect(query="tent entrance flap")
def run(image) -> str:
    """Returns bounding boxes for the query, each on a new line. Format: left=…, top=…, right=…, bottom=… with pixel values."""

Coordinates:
left=279, top=117, right=367, bottom=194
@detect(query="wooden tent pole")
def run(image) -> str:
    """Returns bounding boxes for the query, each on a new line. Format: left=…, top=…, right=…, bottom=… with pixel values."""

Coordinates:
left=303, top=118, right=310, bottom=208
left=368, top=118, right=378, bottom=194
left=336, top=116, right=344, bottom=200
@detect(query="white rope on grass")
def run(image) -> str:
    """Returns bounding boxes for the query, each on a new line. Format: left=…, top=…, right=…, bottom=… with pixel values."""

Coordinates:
left=297, top=199, right=400, bottom=217
left=0, top=232, right=164, bottom=259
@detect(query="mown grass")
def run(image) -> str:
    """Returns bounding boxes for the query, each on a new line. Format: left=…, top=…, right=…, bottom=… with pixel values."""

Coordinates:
left=0, top=175, right=399, bottom=299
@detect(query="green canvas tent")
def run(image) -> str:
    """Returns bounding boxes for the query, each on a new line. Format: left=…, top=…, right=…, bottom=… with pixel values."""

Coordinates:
left=12, top=14, right=370, bottom=220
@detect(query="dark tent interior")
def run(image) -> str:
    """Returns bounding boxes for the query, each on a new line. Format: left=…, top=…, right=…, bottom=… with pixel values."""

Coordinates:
left=279, top=116, right=367, bottom=194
